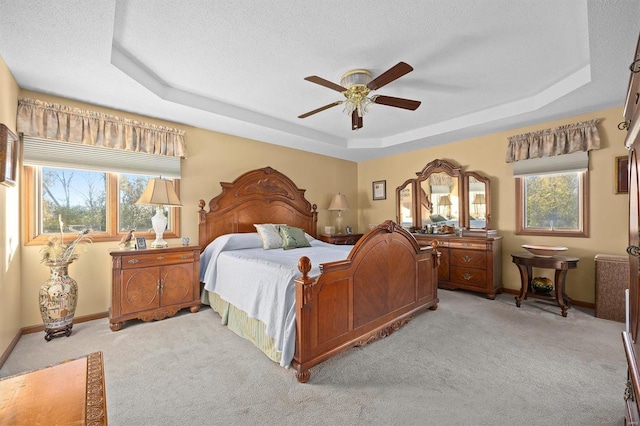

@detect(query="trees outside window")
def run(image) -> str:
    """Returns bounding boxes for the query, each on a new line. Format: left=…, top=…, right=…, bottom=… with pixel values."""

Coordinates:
left=41, top=168, right=107, bottom=233
left=516, top=171, right=588, bottom=237
left=24, top=166, right=180, bottom=245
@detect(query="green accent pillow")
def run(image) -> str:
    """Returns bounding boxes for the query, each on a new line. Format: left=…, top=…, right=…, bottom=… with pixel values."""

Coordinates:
left=279, top=226, right=312, bottom=250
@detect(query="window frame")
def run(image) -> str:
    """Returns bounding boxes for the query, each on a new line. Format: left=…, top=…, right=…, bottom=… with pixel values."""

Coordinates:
left=515, top=171, right=589, bottom=237
left=22, top=166, right=181, bottom=246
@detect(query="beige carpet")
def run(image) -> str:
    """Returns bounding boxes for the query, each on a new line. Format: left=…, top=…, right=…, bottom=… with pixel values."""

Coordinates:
left=0, top=290, right=626, bottom=425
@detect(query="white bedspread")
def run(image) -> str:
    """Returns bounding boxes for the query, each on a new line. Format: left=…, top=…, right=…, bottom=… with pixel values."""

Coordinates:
left=200, top=233, right=352, bottom=366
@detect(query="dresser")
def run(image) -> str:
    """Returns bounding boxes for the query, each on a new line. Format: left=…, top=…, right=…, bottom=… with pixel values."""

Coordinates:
left=109, top=245, right=201, bottom=331
left=414, top=233, right=503, bottom=299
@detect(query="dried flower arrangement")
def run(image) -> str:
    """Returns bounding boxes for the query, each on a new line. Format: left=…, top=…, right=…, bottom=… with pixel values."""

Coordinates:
left=40, top=215, right=92, bottom=265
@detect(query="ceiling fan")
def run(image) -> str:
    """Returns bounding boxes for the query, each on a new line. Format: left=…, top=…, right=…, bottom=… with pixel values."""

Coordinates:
left=298, top=61, right=421, bottom=130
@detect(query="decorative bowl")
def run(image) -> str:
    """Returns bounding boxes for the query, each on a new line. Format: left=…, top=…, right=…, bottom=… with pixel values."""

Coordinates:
left=521, top=244, right=568, bottom=258
left=532, top=276, right=553, bottom=294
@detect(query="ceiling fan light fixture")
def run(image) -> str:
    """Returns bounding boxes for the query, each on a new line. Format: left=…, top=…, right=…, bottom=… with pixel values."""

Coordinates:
left=340, top=69, right=372, bottom=88
left=343, top=98, right=356, bottom=116
left=340, top=70, right=375, bottom=118
left=299, top=62, right=419, bottom=130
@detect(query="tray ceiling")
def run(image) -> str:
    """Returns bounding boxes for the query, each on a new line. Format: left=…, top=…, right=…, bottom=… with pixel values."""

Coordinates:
left=0, top=0, right=638, bottom=161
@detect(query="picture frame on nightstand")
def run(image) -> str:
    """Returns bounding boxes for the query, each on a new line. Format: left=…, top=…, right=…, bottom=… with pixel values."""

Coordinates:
left=135, top=237, right=147, bottom=249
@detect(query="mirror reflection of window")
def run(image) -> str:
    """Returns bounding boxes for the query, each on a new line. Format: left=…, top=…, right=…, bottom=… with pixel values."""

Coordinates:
left=468, top=176, right=486, bottom=229
left=399, top=184, right=413, bottom=227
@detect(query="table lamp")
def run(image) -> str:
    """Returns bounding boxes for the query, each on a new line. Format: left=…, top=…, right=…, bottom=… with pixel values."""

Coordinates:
left=438, top=195, right=452, bottom=218
left=472, top=193, right=486, bottom=217
left=328, top=193, right=350, bottom=234
left=135, top=178, right=182, bottom=248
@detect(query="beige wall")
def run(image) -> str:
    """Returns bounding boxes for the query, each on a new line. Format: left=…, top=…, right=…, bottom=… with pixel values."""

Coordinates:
left=357, top=107, right=629, bottom=304
left=16, top=91, right=358, bottom=328
left=0, top=55, right=20, bottom=353
left=1, top=73, right=629, bottom=352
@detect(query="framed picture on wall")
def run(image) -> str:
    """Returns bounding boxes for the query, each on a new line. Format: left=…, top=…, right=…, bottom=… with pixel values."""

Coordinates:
left=0, top=124, right=18, bottom=187
left=372, top=180, right=386, bottom=200
left=616, top=155, right=629, bottom=194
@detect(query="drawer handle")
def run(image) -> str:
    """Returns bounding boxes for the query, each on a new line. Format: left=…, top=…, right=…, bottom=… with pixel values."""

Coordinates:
left=181, top=254, right=190, bottom=259
left=157, top=256, right=164, bottom=260
left=462, top=273, right=472, bottom=281
left=462, top=256, right=472, bottom=263
left=128, top=259, right=139, bottom=264
left=462, top=243, right=471, bottom=247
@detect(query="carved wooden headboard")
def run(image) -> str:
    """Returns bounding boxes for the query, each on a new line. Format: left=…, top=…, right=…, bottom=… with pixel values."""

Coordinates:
left=198, top=167, right=318, bottom=249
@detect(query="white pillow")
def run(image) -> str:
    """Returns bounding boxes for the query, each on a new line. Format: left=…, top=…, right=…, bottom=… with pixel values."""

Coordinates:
left=254, top=224, right=284, bottom=249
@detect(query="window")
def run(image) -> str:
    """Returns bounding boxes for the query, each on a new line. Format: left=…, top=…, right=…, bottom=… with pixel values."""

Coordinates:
left=23, top=166, right=181, bottom=245
left=515, top=171, right=588, bottom=237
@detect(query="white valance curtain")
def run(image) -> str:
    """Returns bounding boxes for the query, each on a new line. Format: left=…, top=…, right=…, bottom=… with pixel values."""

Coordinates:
left=505, top=119, right=600, bottom=163
left=17, top=98, right=186, bottom=158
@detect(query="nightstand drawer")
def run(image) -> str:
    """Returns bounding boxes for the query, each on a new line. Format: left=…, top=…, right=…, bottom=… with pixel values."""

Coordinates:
left=120, top=250, right=196, bottom=269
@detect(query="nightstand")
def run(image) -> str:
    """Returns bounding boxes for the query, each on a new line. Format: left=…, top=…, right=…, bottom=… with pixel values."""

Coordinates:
left=109, top=245, right=201, bottom=331
left=319, top=233, right=363, bottom=245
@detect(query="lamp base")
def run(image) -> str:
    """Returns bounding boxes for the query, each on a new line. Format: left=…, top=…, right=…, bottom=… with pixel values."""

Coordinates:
left=151, top=205, right=169, bottom=248
left=150, top=238, right=169, bottom=248
left=335, top=213, right=344, bottom=235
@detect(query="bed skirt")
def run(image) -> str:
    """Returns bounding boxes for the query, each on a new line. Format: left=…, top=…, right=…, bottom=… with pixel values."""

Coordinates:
left=202, top=290, right=283, bottom=365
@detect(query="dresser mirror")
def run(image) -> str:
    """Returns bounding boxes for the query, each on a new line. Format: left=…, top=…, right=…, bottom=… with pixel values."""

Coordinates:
left=416, top=159, right=462, bottom=229
left=396, top=159, right=492, bottom=230
left=465, top=172, right=490, bottom=229
left=396, top=179, right=415, bottom=228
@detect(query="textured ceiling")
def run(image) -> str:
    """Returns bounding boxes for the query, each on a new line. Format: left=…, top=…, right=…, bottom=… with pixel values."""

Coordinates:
left=0, top=1, right=638, bottom=161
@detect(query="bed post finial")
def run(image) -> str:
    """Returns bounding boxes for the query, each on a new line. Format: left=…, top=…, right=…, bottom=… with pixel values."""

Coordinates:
left=296, top=256, right=315, bottom=306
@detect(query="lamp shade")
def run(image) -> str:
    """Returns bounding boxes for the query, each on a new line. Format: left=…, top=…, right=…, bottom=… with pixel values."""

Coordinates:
left=438, top=195, right=452, bottom=206
left=136, top=178, right=182, bottom=207
left=135, top=178, right=182, bottom=248
left=328, top=193, right=350, bottom=211
left=473, top=193, right=486, bottom=205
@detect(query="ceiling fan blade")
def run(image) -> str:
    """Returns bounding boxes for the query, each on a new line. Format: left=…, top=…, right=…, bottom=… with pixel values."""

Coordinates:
left=351, top=111, right=363, bottom=130
left=304, top=76, right=347, bottom=92
left=373, top=95, right=421, bottom=110
left=367, top=62, right=414, bottom=91
left=298, top=101, right=343, bottom=119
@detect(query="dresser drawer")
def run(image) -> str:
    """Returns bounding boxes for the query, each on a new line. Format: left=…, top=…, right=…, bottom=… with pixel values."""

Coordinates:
left=120, top=250, right=196, bottom=269
left=448, top=240, right=486, bottom=250
left=450, top=249, right=487, bottom=269
left=450, top=266, right=487, bottom=288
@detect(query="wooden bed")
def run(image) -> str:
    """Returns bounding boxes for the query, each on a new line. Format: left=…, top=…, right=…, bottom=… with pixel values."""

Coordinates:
left=198, top=166, right=440, bottom=382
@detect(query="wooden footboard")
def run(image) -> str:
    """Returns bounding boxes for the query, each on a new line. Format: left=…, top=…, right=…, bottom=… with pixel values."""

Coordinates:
left=293, top=220, right=440, bottom=383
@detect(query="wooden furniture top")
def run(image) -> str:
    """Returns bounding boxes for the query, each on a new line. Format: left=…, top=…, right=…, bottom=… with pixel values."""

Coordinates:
left=511, top=252, right=579, bottom=268
left=319, top=233, right=363, bottom=245
left=0, top=351, right=107, bottom=425
left=198, top=166, right=318, bottom=249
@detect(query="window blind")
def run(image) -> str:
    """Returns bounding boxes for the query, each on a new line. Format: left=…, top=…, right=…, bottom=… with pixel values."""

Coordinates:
left=23, top=137, right=181, bottom=178
left=512, top=151, right=588, bottom=177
